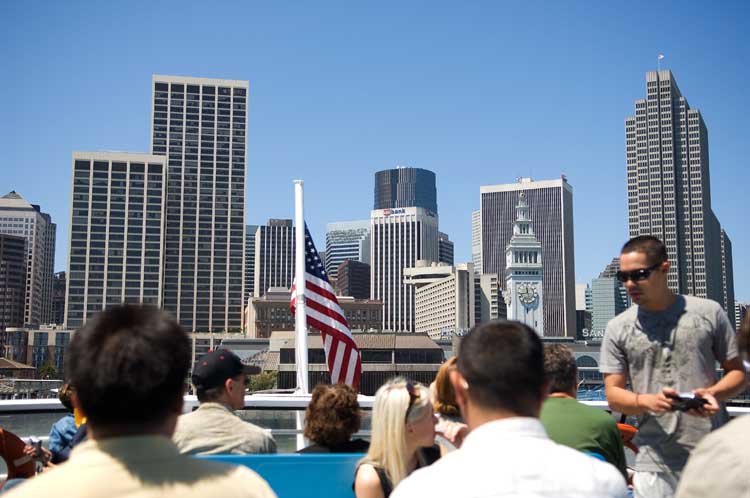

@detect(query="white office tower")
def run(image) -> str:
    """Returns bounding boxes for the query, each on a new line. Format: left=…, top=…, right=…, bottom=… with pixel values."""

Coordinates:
left=504, top=193, right=544, bottom=335
left=254, top=219, right=295, bottom=298
left=65, top=152, right=166, bottom=329
left=481, top=177, right=575, bottom=337
left=0, top=191, right=56, bottom=326
left=404, top=261, right=474, bottom=339
left=244, top=224, right=259, bottom=304
left=471, top=210, right=482, bottom=274
left=325, top=220, right=370, bottom=280
left=151, top=75, right=248, bottom=332
left=371, top=207, right=438, bottom=332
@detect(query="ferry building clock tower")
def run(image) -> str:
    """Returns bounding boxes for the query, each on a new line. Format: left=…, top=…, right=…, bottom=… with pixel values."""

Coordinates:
left=504, top=192, right=544, bottom=336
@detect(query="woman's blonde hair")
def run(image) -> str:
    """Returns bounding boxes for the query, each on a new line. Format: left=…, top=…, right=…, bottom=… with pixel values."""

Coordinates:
left=361, top=378, right=431, bottom=487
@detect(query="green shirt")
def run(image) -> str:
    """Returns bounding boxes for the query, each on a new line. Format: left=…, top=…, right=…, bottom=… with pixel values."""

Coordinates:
left=540, top=396, right=628, bottom=480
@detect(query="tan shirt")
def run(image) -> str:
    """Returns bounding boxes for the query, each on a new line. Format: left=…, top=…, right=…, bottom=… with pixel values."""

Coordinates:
left=4, top=435, right=277, bottom=498
left=173, top=402, right=277, bottom=455
left=676, top=415, right=750, bottom=498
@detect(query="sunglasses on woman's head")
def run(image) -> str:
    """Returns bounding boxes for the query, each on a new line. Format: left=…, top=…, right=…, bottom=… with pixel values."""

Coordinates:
left=615, top=261, right=663, bottom=283
left=404, top=382, right=420, bottom=421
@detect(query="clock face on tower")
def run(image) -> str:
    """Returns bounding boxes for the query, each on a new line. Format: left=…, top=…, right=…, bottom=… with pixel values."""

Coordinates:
left=517, top=283, right=538, bottom=306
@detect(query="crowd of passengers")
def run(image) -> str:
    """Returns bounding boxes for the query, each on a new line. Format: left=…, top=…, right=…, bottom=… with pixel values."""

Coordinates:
left=1, top=235, right=749, bottom=498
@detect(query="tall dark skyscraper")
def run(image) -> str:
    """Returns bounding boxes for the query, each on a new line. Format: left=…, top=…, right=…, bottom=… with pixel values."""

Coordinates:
left=374, top=167, right=437, bottom=213
left=151, top=75, right=248, bottom=332
left=0, top=234, right=26, bottom=330
left=626, top=70, right=733, bottom=317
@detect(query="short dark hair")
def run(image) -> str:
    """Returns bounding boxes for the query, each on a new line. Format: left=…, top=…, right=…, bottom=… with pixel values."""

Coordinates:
left=58, top=383, right=75, bottom=413
left=196, top=384, right=225, bottom=403
left=456, top=320, right=544, bottom=416
left=621, top=235, right=668, bottom=265
left=544, top=345, right=577, bottom=394
left=65, top=305, right=190, bottom=430
left=304, top=384, right=361, bottom=447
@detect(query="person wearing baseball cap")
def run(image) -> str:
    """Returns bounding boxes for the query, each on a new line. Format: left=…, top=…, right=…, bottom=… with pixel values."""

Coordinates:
left=173, top=349, right=277, bottom=455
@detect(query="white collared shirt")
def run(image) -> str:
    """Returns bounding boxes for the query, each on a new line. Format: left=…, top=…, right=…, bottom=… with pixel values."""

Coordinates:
left=392, top=417, right=628, bottom=498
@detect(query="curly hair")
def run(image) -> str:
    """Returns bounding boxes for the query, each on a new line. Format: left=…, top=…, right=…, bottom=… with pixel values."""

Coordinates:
left=432, top=357, right=460, bottom=417
left=304, top=383, right=361, bottom=447
left=544, top=344, right=577, bottom=395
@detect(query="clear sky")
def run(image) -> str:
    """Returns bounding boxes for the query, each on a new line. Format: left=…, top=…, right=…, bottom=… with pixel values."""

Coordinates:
left=2, top=1, right=748, bottom=300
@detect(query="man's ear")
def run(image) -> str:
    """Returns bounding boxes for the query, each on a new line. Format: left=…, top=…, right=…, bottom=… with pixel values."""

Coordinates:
left=450, top=370, right=469, bottom=409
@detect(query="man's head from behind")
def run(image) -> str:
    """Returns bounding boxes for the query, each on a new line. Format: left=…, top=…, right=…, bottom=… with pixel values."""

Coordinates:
left=192, top=349, right=260, bottom=409
left=452, top=320, right=545, bottom=422
left=65, top=305, right=190, bottom=435
left=618, top=235, right=670, bottom=307
left=544, top=344, right=578, bottom=397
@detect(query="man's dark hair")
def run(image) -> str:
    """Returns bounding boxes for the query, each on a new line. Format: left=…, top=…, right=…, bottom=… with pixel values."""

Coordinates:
left=620, top=235, right=668, bottom=265
left=65, top=305, right=190, bottom=429
left=196, top=384, right=227, bottom=403
left=544, top=344, right=577, bottom=394
left=457, top=320, right=544, bottom=417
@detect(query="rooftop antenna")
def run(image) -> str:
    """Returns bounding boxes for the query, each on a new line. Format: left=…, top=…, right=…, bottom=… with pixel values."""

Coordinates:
left=657, top=53, right=664, bottom=72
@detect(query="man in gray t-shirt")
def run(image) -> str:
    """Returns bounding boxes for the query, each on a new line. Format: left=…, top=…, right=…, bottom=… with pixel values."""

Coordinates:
left=600, top=236, right=746, bottom=498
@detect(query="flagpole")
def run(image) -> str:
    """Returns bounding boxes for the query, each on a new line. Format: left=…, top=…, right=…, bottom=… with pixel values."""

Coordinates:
left=293, top=180, right=309, bottom=393
left=293, top=180, right=308, bottom=450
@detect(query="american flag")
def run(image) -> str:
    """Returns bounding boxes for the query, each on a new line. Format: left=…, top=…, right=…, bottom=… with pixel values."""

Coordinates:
left=290, top=224, right=362, bottom=389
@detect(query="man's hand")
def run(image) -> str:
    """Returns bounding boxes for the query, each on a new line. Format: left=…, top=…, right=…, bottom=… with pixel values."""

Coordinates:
left=686, top=388, right=719, bottom=417
left=437, top=420, right=469, bottom=449
left=636, top=388, right=675, bottom=413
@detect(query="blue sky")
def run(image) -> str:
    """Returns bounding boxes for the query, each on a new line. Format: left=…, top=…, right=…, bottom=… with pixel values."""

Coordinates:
left=2, top=1, right=748, bottom=299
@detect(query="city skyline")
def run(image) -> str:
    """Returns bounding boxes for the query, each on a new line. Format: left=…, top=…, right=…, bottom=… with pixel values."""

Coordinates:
left=3, top=1, right=748, bottom=300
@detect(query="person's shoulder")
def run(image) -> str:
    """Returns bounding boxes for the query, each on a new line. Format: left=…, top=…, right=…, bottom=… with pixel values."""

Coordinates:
left=391, top=450, right=460, bottom=498
left=681, top=294, right=723, bottom=314
left=177, top=457, right=278, bottom=497
left=607, top=305, right=638, bottom=329
left=552, top=443, right=627, bottom=493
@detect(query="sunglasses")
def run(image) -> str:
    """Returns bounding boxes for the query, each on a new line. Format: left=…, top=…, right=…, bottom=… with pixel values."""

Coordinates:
left=616, top=261, right=663, bottom=283
left=404, top=382, right=420, bottom=422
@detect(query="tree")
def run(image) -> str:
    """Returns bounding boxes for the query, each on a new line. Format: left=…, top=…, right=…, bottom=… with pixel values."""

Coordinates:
left=38, top=363, right=57, bottom=379
left=249, top=371, right=277, bottom=392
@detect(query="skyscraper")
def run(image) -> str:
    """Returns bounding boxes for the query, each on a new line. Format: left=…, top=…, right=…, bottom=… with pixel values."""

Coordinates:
left=471, top=210, right=482, bottom=274
left=65, top=152, right=166, bottom=329
left=438, top=232, right=454, bottom=265
left=325, top=220, right=370, bottom=280
left=151, top=75, right=247, bottom=332
left=480, top=177, right=575, bottom=337
left=244, top=224, right=259, bottom=305
left=374, top=167, right=437, bottom=213
left=626, top=70, right=732, bottom=312
left=52, top=271, right=66, bottom=326
left=335, top=260, right=371, bottom=299
left=0, top=191, right=56, bottom=326
left=0, top=235, right=26, bottom=330
left=371, top=207, right=438, bottom=332
left=720, top=229, right=735, bottom=326
left=254, top=219, right=295, bottom=298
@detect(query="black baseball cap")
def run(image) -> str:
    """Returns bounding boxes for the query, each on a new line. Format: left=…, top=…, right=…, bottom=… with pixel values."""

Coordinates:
left=191, top=349, right=261, bottom=390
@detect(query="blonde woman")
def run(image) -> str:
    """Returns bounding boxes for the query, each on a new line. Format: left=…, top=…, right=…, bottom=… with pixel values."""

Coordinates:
left=354, top=379, right=437, bottom=498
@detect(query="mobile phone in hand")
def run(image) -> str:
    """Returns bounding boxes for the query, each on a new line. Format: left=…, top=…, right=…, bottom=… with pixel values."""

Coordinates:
left=667, top=392, right=708, bottom=412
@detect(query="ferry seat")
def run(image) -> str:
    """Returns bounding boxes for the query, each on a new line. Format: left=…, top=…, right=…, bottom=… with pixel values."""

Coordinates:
left=202, top=453, right=364, bottom=498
